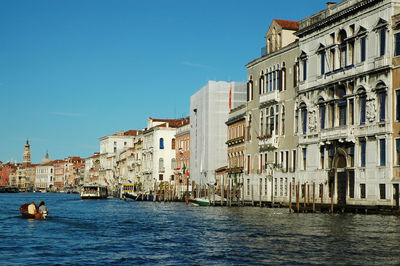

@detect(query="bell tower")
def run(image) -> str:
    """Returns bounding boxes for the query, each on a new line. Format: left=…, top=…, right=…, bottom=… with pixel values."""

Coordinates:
left=23, top=139, right=31, bottom=165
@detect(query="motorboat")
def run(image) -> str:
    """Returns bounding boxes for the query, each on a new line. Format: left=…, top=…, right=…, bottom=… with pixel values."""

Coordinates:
left=80, top=185, right=108, bottom=199
left=19, top=203, right=48, bottom=219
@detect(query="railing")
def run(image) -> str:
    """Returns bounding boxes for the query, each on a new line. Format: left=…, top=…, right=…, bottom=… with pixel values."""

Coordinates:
left=260, top=90, right=279, bottom=105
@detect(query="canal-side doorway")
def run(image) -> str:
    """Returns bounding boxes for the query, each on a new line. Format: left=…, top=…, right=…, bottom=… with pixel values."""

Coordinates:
left=334, top=149, right=348, bottom=209
left=337, top=171, right=347, bottom=208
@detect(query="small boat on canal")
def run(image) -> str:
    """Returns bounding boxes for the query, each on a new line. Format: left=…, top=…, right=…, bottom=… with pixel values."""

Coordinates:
left=120, top=183, right=138, bottom=200
left=19, top=203, right=48, bottom=219
left=80, top=185, right=108, bottom=199
left=189, top=197, right=211, bottom=206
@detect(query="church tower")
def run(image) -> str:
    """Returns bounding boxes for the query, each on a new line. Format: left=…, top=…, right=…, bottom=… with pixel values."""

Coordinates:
left=23, top=139, right=31, bottom=165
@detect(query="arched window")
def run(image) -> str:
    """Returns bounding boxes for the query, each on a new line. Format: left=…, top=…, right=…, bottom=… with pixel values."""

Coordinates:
left=267, top=107, right=275, bottom=135
left=159, top=138, right=164, bottom=149
left=247, top=76, right=253, bottom=101
left=376, top=82, right=387, bottom=122
left=259, top=71, right=264, bottom=95
left=171, top=138, right=176, bottom=149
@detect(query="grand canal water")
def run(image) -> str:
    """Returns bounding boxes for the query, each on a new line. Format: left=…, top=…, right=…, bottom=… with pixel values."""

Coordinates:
left=1, top=193, right=400, bottom=265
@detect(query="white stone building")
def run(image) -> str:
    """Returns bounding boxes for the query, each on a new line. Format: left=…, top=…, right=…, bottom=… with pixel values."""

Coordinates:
left=190, top=80, right=247, bottom=185
left=99, top=130, right=140, bottom=192
left=141, top=118, right=187, bottom=193
left=35, top=152, right=54, bottom=191
left=294, top=0, right=399, bottom=208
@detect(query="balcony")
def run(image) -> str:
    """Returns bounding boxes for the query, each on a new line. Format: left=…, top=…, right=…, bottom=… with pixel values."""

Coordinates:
left=258, top=135, right=279, bottom=151
left=320, top=126, right=353, bottom=141
left=226, top=136, right=245, bottom=147
left=260, top=90, right=279, bottom=106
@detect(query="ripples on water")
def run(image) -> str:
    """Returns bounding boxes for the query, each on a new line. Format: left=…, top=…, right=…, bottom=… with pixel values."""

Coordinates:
left=1, top=193, right=399, bottom=265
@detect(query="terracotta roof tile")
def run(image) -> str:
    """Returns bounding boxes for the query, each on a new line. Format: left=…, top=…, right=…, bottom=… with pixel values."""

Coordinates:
left=274, top=19, right=299, bottom=30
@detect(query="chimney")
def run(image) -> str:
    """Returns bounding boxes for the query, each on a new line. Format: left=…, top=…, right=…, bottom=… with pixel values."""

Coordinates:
left=326, top=2, right=336, bottom=8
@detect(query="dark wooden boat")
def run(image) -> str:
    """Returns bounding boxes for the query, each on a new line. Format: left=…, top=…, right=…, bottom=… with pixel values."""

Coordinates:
left=19, top=203, right=47, bottom=219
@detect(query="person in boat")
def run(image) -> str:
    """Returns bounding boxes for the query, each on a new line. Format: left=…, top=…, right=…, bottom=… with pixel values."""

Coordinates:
left=38, top=200, right=48, bottom=214
left=28, top=202, right=37, bottom=215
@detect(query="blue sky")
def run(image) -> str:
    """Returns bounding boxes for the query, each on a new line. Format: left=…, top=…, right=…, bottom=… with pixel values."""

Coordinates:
left=0, top=0, right=325, bottom=163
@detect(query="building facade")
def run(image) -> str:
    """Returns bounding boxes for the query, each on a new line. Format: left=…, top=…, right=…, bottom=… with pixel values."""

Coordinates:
left=294, top=0, right=400, bottom=208
left=190, top=81, right=247, bottom=185
left=244, top=19, right=300, bottom=203
left=174, top=118, right=190, bottom=198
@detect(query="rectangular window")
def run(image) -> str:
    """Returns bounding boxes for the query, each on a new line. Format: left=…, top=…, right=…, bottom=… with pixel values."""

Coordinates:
left=380, top=139, right=386, bottom=166
left=280, top=177, right=283, bottom=196
left=274, top=178, right=278, bottom=197
left=247, top=179, right=250, bottom=196
left=293, top=63, right=298, bottom=87
left=379, top=92, right=386, bottom=122
left=379, top=184, right=386, bottom=199
left=273, top=71, right=276, bottom=90
left=303, top=148, right=307, bottom=170
left=360, top=140, right=366, bottom=167
left=292, top=150, right=296, bottom=171
left=303, top=59, right=307, bottom=81
left=380, top=29, right=386, bottom=56
left=395, top=33, right=400, bottom=57
left=360, top=96, right=366, bottom=125
left=320, top=105, right=325, bottom=129
left=396, top=90, right=400, bottom=121
left=396, top=139, right=400, bottom=165
left=321, top=51, right=325, bottom=75
left=360, top=184, right=366, bottom=199
left=247, top=155, right=250, bottom=174
left=360, top=36, right=366, bottom=62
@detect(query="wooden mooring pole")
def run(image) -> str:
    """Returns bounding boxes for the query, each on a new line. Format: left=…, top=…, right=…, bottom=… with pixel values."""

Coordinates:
left=312, top=182, right=315, bottom=213
left=303, top=183, right=306, bottom=212
left=330, top=182, right=334, bottom=213
left=296, top=183, right=300, bottom=213
left=289, top=182, right=292, bottom=213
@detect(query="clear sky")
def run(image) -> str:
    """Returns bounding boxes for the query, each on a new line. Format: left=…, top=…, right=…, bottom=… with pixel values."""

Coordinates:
left=0, top=0, right=326, bottom=163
